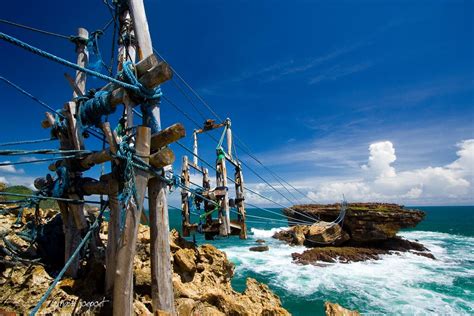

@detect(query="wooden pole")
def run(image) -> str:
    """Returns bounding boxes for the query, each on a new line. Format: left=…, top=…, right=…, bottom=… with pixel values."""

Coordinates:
left=113, top=126, right=151, bottom=315
left=118, top=9, right=137, bottom=130
left=216, top=156, right=231, bottom=236
left=73, top=28, right=88, bottom=98
left=60, top=28, right=89, bottom=278
left=193, top=131, right=199, bottom=166
left=235, top=165, right=247, bottom=239
left=149, top=177, right=175, bottom=313
left=181, top=156, right=191, bottom=237
left=226, top=120, right=232, bottom=157
left=128, top=0, right=176, bottom=313
left=202, top=167, right=213, bottom=238
left=104, top=174, right=120, bottom=297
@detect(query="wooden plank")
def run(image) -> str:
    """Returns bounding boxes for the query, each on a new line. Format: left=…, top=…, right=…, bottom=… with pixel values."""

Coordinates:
left=64, top=72, right=84, bottom=97
left=41, top=112, right=55, bottom=129
left=149, top=147, right=175, bottom=169
left=149, top=177, right=175, bottom=313
left=80, top=149, right=113, bottom=169
left=150, top=123, right=185, bottom=152
left=100, top=122, right=118, bottom=154
left=113, top=126, right=151, bottom=315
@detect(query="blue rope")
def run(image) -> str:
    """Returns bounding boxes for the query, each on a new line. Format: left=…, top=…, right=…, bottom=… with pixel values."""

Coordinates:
left=0, top=149, right=93, bottom=156
left=29, top=202, right=108, bottom=316
left=0, top=32, right=139, bottom=92
left=0, top=138, right=55, bottom=147
left=0, top=192, right=102, bottom=205
left=0, top=155, right=77, bottom=167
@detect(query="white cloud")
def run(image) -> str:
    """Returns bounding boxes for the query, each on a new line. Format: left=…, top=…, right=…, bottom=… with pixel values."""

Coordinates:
left=361, top=141, right=396, bottom=178
left=307, top=139, right=474, bottom=204
left=0, top=162, right=25, bottom=174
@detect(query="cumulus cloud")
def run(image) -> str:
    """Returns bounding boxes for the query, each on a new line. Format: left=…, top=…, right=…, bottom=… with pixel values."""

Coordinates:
left=308, top=139, right=474, bottom=204
left=0, top=163, right=25, bottom=174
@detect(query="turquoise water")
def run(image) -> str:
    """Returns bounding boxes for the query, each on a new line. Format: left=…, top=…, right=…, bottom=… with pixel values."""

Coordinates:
left=169, top=206, right=474, bottom=315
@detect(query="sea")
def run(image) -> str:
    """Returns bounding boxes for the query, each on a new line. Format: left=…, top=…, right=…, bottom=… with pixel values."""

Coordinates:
left=167, top=206, right=474, bottom=315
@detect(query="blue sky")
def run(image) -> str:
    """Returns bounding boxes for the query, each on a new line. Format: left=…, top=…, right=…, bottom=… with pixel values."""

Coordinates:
left=0, top=0, right=473, bottom=206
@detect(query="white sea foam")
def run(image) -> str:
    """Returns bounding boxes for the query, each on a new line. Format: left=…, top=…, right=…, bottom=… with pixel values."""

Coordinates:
left=250, top=226, right=286, bottom=238
left=221, top=229, right=474, bottom=315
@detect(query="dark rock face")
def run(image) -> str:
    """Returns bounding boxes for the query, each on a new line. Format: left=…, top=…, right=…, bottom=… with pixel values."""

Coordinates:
left=291, top=237, right=435, bottom=265
left=284, top=203, right=425, bottom=242
left=249, top=245, right=269, bottom=252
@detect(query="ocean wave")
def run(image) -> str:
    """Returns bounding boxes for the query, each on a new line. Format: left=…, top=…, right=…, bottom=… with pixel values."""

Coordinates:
left=221, top=229, right=474, bottom=314
left=250, top=226, right=287, bottom=238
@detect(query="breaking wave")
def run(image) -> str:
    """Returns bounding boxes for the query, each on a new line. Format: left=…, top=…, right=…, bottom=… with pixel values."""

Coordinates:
left=219, top=229, right=474, bottom=315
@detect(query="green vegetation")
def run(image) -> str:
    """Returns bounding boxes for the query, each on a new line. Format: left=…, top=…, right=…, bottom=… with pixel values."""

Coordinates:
left=1, top=184, right=58, bottom=209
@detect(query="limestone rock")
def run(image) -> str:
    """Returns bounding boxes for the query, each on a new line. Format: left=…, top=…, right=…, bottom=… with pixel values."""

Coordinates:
left=325, top=302, right=360, bottom=316
left=0, top=210, right=290, bottom=316
left=273, top=223, right=348, bottom=246
left=284, top=203, right=425, bottom=242
left=305, top=223, right=350, bottom=246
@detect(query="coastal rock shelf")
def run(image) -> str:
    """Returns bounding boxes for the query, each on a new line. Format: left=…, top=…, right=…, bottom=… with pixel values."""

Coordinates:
left=275, top=203, right=433, bottom=265
left=0, top=210, right=289, bottom=315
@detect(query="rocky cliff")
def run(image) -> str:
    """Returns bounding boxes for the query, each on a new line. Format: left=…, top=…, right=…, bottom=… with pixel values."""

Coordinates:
left=284, top=203, right=425, bottom=242
left=0, top=208, right=289, bottom=315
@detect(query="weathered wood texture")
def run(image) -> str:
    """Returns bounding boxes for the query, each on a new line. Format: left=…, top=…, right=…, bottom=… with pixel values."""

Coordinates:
left=150, top=147, right=175, bottom=169
left=73, top=28, right=88, bottom=98
left=113, top=126, right=151, bottom=315
left=128, top=1, right=176, bottom=314
left=216, top=157, right=231, bottom=236
left=181, top=155, right=191, bottom=237
left=235, top=166, right=247, bottom=239
left=150, top=123, right=185, bottom=151
left=149, top=177, right=176, bottom=313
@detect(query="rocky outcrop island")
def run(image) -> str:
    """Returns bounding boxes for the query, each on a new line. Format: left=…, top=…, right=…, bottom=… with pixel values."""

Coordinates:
left=274, top=203, right=434, bottom=265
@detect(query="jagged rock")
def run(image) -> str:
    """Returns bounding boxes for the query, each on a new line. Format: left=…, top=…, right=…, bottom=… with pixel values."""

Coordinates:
left=273, top=223, right=348, bottom=246
left=325, top=302, right=360, bottom=316
left=0, top=207, right=289, bottom=316
left=249, top=245, right=269, bottom=252
left=255, top=239, right=266, bottom=244
left=306, top=223, right=350, bottom=246
left=284, top=203, right=425, bottom=242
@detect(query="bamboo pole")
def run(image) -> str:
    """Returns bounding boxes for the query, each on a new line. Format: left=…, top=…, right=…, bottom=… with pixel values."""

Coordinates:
left=113, top=126, right=151, bottom=315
